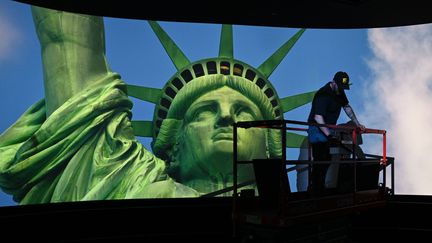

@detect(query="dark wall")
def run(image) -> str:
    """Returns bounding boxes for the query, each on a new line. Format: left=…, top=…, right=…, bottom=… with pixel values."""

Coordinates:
left=15, top=0, right=432, bottom=28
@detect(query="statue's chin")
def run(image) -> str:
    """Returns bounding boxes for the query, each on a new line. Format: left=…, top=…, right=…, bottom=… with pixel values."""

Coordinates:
left=201, top=145, right=232, bottom=174
left=211, top=141, right=265, bottom=161
left=212, top=140, right=233, bottom=154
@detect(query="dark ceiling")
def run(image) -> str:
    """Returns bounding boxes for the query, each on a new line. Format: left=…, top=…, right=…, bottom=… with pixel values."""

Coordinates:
left=15, top=0, right=432, bottom=29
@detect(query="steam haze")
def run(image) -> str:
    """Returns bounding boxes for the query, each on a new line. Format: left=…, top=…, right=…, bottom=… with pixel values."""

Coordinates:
left=363, top=25, right=432, bottom=195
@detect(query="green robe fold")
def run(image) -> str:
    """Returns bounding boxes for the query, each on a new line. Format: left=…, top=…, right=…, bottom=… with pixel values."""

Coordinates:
left=0, top=73, right=198, bottom=204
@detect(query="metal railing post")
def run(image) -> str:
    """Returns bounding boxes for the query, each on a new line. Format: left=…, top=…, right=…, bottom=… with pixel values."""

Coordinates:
left=352, top=129, right=357, bottom=193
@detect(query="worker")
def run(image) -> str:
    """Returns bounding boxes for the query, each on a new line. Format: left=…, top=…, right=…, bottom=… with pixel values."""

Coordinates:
left=306, top=71, right=365, bottom=195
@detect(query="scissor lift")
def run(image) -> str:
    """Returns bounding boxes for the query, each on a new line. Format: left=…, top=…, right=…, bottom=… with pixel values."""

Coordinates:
left=232, top=120, right=394, bottom=242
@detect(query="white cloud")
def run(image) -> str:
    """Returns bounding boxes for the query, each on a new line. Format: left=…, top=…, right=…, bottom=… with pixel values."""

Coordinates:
left=362, top=24, right=432, bottom=195
left=0, top=12, right=20, bottom=61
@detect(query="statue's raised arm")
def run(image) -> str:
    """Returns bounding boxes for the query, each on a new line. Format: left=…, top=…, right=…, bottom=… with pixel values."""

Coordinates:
left=32, top=6, right=111, bottom=115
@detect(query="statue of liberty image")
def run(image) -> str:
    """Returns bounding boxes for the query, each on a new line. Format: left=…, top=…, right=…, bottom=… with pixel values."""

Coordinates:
left=0, top=6, right=314, bottom=204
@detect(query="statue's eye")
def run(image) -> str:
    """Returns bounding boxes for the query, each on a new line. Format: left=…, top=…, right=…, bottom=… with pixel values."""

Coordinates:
left=235, top=106, right=255, bottom=121
left=187, top=104, right=217, bottom=122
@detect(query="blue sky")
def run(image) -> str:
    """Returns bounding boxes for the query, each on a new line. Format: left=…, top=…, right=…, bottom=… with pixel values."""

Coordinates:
left=2, top=1, right=432, bottom=206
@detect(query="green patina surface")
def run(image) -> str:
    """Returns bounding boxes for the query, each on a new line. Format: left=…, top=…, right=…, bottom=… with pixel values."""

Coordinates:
left=0, top=6, right=313, bottom=204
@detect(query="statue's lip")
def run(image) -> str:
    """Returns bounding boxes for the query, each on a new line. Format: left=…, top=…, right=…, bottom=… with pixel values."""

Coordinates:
left=212, top=129, right=233, bottom=141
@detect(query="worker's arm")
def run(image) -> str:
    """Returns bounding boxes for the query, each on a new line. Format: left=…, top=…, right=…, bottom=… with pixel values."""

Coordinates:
left=314, top=114, right=332, bottom=137
left=343, top=104, right=365, bottom=130
left=32, top=6, right=111, bottom=116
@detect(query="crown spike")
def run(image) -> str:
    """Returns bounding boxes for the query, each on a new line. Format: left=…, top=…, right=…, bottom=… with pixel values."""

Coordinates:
left=127, top=84, right=162, bottom=104
left=219, top=25, right=233, bottom=58
left=286, top=132, right=308, bottom=148
left=148, top=21, right=191, bottom=71
left=258, top=29, right=306, bottom=78
left=281, top=90, right=316, bottom=113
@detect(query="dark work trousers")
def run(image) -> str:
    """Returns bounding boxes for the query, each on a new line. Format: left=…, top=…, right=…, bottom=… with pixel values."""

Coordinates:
left=310, top=142, right=331, bottom=194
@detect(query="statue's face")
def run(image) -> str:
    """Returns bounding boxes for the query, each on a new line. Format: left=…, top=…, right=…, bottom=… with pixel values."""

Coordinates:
left=176, top=86, right=267, bottom=182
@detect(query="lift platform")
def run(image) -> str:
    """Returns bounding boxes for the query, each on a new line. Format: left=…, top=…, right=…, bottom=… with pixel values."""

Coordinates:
left=232, top=120, right=394, bottom=242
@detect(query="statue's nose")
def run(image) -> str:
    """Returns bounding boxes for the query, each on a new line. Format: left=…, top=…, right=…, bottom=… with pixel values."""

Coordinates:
left=215, top=107, right=234, bottom=127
